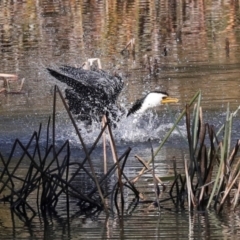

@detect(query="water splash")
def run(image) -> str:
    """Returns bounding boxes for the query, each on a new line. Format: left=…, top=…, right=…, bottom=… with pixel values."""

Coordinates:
left=54, top=110, right=186, bottom=147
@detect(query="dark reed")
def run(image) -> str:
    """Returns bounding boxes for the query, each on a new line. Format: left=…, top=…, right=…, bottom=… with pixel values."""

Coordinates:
left=0, top=86, right=138, bottom=222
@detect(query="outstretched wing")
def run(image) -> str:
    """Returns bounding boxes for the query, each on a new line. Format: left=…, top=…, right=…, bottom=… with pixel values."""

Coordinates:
left=47, top=66, right=123, bottom=103
left=47, top=67, right=96, bottom=91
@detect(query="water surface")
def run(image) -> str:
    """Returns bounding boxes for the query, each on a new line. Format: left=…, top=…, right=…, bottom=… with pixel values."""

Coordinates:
left=1, top=1, right=240, bottom=239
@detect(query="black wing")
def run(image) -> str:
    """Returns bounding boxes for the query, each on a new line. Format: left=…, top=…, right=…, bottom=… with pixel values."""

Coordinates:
left=47, top=65, right=124, bottom=122
left=47, top=66, right=123, bottom=103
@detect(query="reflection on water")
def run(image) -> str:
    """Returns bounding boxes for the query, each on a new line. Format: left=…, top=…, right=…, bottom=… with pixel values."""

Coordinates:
left=1, top=0, right=240, bottom=239
left=0, top=0, right=240, bottom=115
left=1, top=196, right=240, bottom=239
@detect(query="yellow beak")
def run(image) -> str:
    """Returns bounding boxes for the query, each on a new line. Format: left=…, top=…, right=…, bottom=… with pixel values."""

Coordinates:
left=161, top=97, right=179, bottom=104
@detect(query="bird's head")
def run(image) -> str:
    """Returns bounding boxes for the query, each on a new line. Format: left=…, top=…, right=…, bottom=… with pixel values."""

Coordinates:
left=127, top=91, right=179, bottom=116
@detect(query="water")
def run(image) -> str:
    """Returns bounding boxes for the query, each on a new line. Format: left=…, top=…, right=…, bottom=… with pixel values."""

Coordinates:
left=1, top=0, right=240, bottom=239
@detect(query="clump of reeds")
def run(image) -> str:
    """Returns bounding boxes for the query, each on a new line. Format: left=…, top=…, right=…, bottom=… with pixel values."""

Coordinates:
left=181, top=93, right=240, bottom=212
left=166, top=92, right=240, bottom=212
left=132, top=91, right=240, bottom=213
left=0, top=86, right=139, bottom=222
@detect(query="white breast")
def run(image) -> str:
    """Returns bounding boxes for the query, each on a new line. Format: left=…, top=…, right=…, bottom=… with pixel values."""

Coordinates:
left=137, top=92, right=166, bottom=113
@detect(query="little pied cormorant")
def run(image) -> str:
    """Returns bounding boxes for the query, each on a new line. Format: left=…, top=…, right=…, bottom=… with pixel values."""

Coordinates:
left=47, top=65, right=178, bottom=123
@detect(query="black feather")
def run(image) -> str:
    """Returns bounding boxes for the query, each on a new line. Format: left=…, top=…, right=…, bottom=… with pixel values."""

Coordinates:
left=47, top=66, right=124, bottom=123
left=127, top=98, right=145, bottom=117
